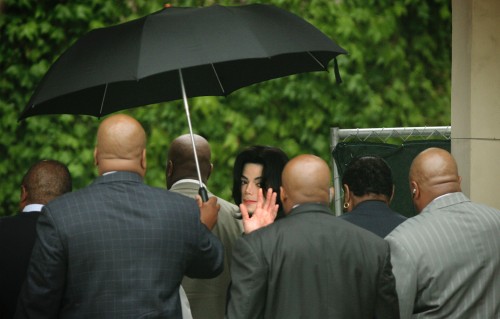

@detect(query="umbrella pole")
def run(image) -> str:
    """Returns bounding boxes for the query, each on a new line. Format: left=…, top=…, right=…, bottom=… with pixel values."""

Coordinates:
left=179, top=69, right=209, bottom=202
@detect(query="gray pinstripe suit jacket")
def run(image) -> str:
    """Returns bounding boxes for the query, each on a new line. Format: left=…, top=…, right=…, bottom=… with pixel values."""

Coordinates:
left=16, top=171, right=224, bottom=319
left=170, top=181, right=242, bottom=319
left=385, top=192, right=500, bottom=319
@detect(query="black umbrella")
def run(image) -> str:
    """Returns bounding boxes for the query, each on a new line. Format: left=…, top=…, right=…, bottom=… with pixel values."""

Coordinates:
left=19, top=3, right=347, bottom=200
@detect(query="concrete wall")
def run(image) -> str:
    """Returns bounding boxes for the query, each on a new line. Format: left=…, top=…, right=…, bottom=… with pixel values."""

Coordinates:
left=452, top=0, right=500, bottom=209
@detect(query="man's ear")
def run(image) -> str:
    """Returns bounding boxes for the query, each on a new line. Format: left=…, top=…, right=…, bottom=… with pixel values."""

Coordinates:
left=93, top=147, right=98, bottom=166
left=207, top=163, right=213, bottom=180
left=141, top=149, right=147, bottom=170
left=20, top=185, right=28, bottom=210
left=280, top=186, right=286, bottom=203
left=329, top=187, right=335, bottom=204
left=342, top=184, right=350, bottom=202
left=410, top=181, right=418, bottom=198
left=389, top=185, right=395, bottom=203
left=167, top=160, right=174, bottom=177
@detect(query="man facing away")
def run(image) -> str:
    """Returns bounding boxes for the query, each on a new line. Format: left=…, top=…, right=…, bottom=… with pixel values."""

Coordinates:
left=227, top=154, right=400, bottom=319
left=0, top=160, right=71, bottom=319
left=385, top=147, right=500, bottom=318
left=167, top=134, right=243, bottom=319
left=16, top=114, right=224, bottom=318
left=339, top=155, right=407, bottom=238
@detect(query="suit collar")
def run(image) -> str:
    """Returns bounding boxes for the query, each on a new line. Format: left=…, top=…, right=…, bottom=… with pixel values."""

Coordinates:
left=288, top=202, right=332, bottom=216
left=422, top=192, right=470, bottom=214
left=93, top=171, right=143, bottom=184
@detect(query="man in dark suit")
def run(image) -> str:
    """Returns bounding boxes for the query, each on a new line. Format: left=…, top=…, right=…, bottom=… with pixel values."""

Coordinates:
left=227, top=154, right=400, bottom=319
left=339, top=156, right=407, bottom=237
left=167, top=134, right=242, bottom=319
left=16, top=114, right=224, bottom=318
left=0, top=159, right=72, bottom=319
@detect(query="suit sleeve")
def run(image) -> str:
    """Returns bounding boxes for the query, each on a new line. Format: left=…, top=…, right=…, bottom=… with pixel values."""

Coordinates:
left=185, top=214, right=224, bottom=279
left=226, top=236, right=267, bottom=319
left=375, top=243, right=401, bottom=319
left=385, top=235, right=417, bottom=319
left=15, top=208, right=66, bottom=318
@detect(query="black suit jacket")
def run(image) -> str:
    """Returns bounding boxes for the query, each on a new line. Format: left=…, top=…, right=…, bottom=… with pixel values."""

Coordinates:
left=227, top=203, right=400, bottom=319
left=16, top=172, right=223, bottom=319
left=0, top=211, right=41, bottom=319
left=339, top=200, right=407, bottom=238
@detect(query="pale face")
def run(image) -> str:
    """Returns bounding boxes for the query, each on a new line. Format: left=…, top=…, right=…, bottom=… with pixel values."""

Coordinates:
left=241, top=163, right=264, bottom=213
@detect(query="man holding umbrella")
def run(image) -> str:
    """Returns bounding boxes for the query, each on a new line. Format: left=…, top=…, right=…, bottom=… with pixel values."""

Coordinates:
left=16, top=114, right=224, bottom=318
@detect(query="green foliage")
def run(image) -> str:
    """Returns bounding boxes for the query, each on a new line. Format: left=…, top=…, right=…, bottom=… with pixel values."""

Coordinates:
left=0, top=0, right=451, bottom=216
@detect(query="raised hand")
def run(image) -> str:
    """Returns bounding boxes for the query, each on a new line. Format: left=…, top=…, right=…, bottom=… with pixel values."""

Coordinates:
left=196, top=195, right=220, bottom=230
left=240, top=188, right=278, bottom=234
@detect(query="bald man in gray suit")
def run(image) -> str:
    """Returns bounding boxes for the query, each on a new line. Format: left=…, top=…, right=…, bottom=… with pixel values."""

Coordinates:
left=386, top=148, right=500, bottom=318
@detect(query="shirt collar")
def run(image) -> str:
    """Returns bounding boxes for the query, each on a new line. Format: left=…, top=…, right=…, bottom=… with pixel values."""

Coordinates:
left=171, top=179, right=206, bottom=189
left=22, top=204, right=44, bottom=213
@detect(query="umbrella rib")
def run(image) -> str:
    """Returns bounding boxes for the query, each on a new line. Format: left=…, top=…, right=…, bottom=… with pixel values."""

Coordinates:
left=99, top=83, right=109, bottom=117
left=211, top=64, right=226, bottom=95
left=307, top=51, right=326, bottom=70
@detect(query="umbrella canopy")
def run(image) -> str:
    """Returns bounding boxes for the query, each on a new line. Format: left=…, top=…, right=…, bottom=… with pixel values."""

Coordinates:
left=19, top=3, right=346, bottom=120
left=19, top=3, right=347, bottom=201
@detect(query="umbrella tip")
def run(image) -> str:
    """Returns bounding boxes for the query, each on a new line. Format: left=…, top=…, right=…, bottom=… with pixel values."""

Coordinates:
left=164, top=3, right=172, bottom=8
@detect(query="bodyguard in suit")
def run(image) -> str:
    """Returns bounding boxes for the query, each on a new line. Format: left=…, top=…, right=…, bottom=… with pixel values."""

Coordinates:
left=339, top=155, right=407, bottom=237
left=16, top=114, right=224, bottom=318
left=386, top=148, right=500, bottom=318
left=167, top=134, right=243, bottom=319
left=0, top=160, right=71, bottom=319
left=227, top=154, right=400, bottom=319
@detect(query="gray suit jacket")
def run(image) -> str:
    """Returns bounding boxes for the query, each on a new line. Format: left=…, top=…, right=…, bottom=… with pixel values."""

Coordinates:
left=16, top=172, right=223, bottom=319
left=385, top=192, right=500, bottom=318
left=227, top=203, right=400, bottom=319
left=170, top=181, right=242, bottom=319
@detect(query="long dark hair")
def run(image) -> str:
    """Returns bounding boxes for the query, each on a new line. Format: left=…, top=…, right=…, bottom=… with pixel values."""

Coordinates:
left=232, top=145, right=289, bottom=219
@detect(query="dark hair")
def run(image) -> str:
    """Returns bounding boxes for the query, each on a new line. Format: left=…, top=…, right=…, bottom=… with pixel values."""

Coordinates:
left=342, top=156, right=393, bottom=199
left=22, top=159, right=72, bottom=205
left=232, top=145, right=289, bottom=219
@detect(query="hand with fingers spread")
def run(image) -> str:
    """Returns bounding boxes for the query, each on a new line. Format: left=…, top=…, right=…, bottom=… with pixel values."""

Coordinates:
left=240, top=188, right=278, bottom=234
left=196, top=195, right=220, bottom=230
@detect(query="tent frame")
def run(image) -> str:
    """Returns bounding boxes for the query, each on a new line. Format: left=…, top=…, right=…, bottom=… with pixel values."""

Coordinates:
left=330, top=126, right=451, bottom=215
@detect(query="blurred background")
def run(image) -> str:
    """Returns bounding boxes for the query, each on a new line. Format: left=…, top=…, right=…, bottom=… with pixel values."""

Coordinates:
left=0, top=0, right=451, bottom=216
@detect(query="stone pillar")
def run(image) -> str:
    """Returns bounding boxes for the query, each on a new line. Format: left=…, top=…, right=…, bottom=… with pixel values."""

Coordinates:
left=452, top=0, right=500, bottom=208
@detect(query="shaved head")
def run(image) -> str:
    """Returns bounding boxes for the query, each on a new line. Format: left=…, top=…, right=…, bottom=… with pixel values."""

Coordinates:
left=166, top=134, right=212, bottom=189
left=409, top=148, right=461, bottom=212
left=281, top=155, right=332, bottom=214
left=94, top=114, right=147, bottom=176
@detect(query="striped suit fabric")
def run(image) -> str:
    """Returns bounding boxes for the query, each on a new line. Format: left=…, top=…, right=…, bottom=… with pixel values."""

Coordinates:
left=385, top=192, right=500, bottom=319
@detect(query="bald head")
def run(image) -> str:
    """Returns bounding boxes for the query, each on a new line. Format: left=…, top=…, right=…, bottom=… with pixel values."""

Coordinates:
left=20, top=160, right=72, bottom=210
left=94, top=114, right=147, bottom=176
left=280, top=155, right=332, bottom=214
left=409, top=147, right=461, bottom=212
left=166, top=134, right=212, bottom=189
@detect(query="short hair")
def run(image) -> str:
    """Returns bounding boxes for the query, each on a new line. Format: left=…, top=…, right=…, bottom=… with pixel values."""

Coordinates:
left=232, top=146, right=289, bottom=218
left=22, top=160, right=72, bottom=205
left=342, top=156, right=393, bottom=199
